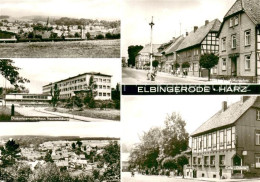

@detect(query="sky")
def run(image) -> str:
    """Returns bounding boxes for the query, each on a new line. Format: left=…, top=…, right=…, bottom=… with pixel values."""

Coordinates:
left=122, top=0, right=237, bottom=57
left=122, top=95, right=242, bottom=146
left=0, top=121, right=121, bottom=138
left=0, top=0, right=120, bottom=20
left=0, top=58, right=121, bottom=94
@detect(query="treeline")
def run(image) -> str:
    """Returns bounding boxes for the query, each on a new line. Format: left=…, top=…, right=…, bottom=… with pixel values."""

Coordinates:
left=129, top=112, right=190, bottom=176
left=54, top=17, right=120, bottom=28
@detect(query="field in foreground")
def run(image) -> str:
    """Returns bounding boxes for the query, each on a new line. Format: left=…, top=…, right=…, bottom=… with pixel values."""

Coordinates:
left=0, top=39, right=120, bottom=58
left=45, top=107, right=120, bottom=121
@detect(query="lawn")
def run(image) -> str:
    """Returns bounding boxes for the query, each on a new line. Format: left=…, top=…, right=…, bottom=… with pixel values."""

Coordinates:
left=0, top=39, right=120, bottom=58
left=0, top=106, right=23, bottom=121
left=45, top=107, right=120, bottom=121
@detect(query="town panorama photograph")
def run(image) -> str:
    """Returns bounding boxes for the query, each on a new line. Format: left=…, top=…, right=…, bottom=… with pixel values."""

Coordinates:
left=0, top=0, right=120, bottom=58
left=122, top=0, right=260, bottom=84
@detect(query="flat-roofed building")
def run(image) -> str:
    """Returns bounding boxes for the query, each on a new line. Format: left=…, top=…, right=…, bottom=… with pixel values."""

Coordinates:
left=5, top=93, right=52, bottom=105
left=42, top=72, right=112, bottom=100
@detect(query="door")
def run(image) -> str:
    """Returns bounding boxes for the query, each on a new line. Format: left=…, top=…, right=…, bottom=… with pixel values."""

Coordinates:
left=231, top=57, right=237, bottom=76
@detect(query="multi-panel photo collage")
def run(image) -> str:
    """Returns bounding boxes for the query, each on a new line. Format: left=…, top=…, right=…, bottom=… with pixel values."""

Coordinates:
left=0, top=0, right=260, bottom=182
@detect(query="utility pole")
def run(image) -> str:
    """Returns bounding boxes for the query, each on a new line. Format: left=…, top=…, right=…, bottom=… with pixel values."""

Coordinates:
left=149, top=16, right=155, bottom=73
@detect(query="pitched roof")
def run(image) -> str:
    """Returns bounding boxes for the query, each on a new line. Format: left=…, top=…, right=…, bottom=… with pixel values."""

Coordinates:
left=163, top=36, right=185, bottom=55
left=138, top=44, right=161, bottom=54
left=176, top=19, right=221, bottom=52
left=191, top=96, right=260, bottom=136
left=224, top=0, right=260, bottom=24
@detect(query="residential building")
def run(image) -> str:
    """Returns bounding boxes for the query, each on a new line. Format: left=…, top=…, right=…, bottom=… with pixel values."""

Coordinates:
left=186, top=96, right=260, bottom=179
left=42, top=72, right=112, bottom=100
left=135, top=44, right=161, bottom=69
left=176, top=19, right=221, bottom=77
left=160, top=36, right=184, bottom=73
left=217, top=0, right=260, bottom=82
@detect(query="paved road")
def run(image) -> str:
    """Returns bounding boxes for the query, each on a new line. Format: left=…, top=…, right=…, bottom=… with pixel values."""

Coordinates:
left=122, top=172, right=200, bottom=182
left=122, top=68, right=204, bottom=84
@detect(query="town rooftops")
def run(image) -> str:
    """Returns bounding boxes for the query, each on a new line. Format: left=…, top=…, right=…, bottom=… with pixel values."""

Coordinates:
left=43, top=72, right=112, bottom=87
left=224, top=0, right=260, bottom=24
left=162, top=36, right=185, bottom=55
left=138, top=44, right=162, bottom=54
left=191, top=96, right=260, bottom=137
left=176, top=19, right=221, bottom=52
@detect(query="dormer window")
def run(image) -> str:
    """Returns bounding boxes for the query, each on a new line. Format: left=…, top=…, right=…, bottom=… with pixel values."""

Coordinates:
left=234, top=15, right=239, bottom=26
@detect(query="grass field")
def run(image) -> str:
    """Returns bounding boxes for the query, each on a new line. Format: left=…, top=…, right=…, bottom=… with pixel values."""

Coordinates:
left=45, top=107, right=120, bottom=121
left=0, top=39, right=120, bottom=58
left=0, top=106, right=22, bottom=121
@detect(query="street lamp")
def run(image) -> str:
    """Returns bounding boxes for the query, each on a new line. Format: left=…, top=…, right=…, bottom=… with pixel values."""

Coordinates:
left=147, top=16, right=155, bottom=81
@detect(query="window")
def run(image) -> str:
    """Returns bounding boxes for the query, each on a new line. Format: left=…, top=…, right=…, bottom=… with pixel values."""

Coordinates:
left=256, top=131, right=260, bottom=145
left=103, top=93, right=106, bottom=96
left=208, top=134, right=212, bottom=148
left=221, top=37, right=226, bottom=51
left=193, top=138, right=197, bottom=149
left=212, top=133, right=216, bottom=147
left=256, top=154, right=260, bottom=168
left=198, top=158, right=202, bottom=165
left=257, top=110, right=260, bottom=120
left=220, top=155, right=225, bottom=166
left=198, top=137, right=202, bottom=149
left=220, top=131, right=224, bottom=146
left=229, top=17, right=233, bottom=27
left=107, top=93, right=111, bottom=96
left=231, top=34, right=236, bottom=49
left=204, top=156, right=209, bottom=165
left=107, top=86, right=110, bottom=89
left=193, top=157, right=197, bottom=165
left=103, top=85, right=106, bottom=89
left=203, top=135, right=207, bottom=148
left=234, top=15, right=239, bottom=26
left=245, top=30, right=251, bottom=46
left=245, top=55, right=251, bottom=70
left=222, top=58, right=227, bottom=71
left=99, top=78, right=102, bottom=82
left=227, top=129, right=232, bottom=145
left=99, top=85, right=102, bottom=89
left=210, top=156, right=215, bottom=165
left=99, top=92, right=102, bottom=96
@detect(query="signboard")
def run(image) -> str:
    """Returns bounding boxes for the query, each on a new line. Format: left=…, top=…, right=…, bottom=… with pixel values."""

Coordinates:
left=256, top=163, right=260, bottom=168
left=225, top=166, right=249, bottom=171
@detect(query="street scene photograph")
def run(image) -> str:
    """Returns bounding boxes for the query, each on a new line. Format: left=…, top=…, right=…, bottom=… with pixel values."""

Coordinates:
left=0, top=0, right=120, bottom=58
left=122, top=0, right=260, bottom=84
left=0, top=59, right=121, bottom=122
left=122, top=95, right=260, bottom=182
left=0, top=123, right=120, bottom=182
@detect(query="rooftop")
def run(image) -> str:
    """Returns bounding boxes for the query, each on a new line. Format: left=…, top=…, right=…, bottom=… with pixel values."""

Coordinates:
left=176, top=19, right=221, bottom=52
left=191, top=96, right=260, bottom=136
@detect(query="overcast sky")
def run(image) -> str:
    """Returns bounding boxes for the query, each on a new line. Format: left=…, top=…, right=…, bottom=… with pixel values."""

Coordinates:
left=0, top=0, right=120, bottom=20
left=0, top=121, right=121, bottom=138
left=0, top=59, right=121, bottom=94
left=122, top=95, right=242, bottom=146
left=122, top=0, right=236, bottom=57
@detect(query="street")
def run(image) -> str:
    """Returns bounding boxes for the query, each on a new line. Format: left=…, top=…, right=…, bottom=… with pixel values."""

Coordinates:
left=122, top=67, right=204, bottom=84
left=122, top=172, right=260, bottom=182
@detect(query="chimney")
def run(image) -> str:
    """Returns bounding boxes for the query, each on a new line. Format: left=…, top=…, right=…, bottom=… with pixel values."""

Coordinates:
left=205, top=20, right=209, bottom=26
left=194, top=26, right=198, bottom=32
left=186, top=32, right=189, bottom=36
left=241, top=96, right=250, bottom=103
left=222, top=101, right=227, bottom=112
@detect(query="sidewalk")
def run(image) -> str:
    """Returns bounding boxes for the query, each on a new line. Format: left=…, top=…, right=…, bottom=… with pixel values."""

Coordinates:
left=176, top=176, right=260, bottom=182
left=34, top=107, right=116, bottom=122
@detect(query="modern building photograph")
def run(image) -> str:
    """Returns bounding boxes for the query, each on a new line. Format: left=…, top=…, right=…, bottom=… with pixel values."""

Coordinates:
left=0, top=0, right=120, bottom=58
left=0, top=58, right=121, bottom=122
left=122, top=0, right=260, bottom=84
left=122, top=95, right=260, bottom=182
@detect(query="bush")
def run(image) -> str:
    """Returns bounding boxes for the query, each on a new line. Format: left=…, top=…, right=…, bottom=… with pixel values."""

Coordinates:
left=96, top=34, right=104, bottom=39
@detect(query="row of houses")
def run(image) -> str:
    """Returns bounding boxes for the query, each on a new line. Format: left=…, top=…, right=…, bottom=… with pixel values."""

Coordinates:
left=135, top=0, right=260, bottom=81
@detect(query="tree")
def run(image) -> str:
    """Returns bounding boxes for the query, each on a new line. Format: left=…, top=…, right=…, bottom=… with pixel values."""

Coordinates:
left=0, top=60, right=30, bottom=90
left=174, top=62, right=180, bottom=69
left=162, top=156, right=177, bottom=170
left=127, top=45, right=143, bottom=67
left=0, top=139, right=21, bottom=167
left=72, top=143, right=76, bottom=150
left=86, top=32, right=91, bottom=39
left=158, top=112, right=189, bottom=164
left=74, top=32, right=80, bottom=38
left=96, top=34, right=104, bottom=39
left=84, top=75, right=97, bottom=108
left=50, top=83, right=60, bottom=108
left=200, top=53, right=219, bottom=81
left=152, top=60, right=159, bottom=69
left=28, top=32, right=34, bottom=38
left=44, top=150, right=54, bottom=163
left=181, top=62, right=190, bottom=69
left=76, top=140, right=83, bottom=148
left=174, top=153, right=189, bottom=178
